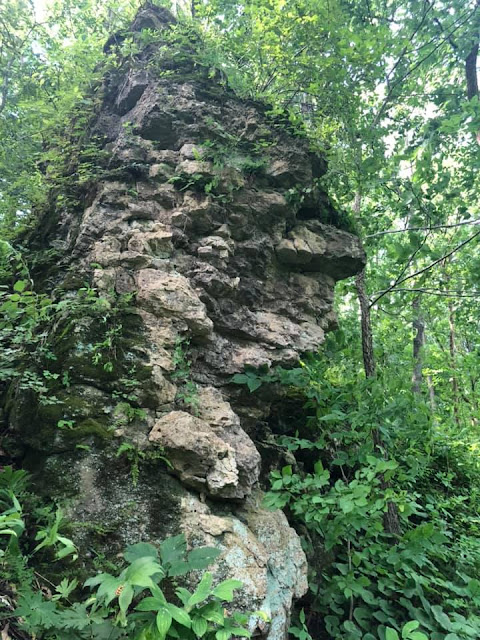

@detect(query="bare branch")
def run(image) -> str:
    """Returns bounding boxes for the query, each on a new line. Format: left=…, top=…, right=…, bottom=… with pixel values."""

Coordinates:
left=369, top=228, right=480, bottom=308
left=373, top=6, right=477, bottom=126
left=366, top=218, right=480, bottom=239
left=372, top=287, right=480, bottom=298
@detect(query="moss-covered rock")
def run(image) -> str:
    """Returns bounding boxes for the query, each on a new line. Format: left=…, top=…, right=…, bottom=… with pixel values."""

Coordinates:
left=5, top=5, right=366, bottom=638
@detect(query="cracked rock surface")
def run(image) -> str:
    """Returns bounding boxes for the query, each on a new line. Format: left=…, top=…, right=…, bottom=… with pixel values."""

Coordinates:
left=9, top=6, right=365, bottom=639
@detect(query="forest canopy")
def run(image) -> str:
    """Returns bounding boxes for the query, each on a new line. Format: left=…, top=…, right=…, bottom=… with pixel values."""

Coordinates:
left=0, top=0, right=479, bottom=639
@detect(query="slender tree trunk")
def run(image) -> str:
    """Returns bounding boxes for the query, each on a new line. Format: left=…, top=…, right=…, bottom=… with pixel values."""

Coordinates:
left=427, top=374, right=436, bottom=416
left=466, top=42, right=479, bottom=101
left=412, top=297, right=438, bottom=425
left=355, top=267, right=402, bottom=537
left=465, top=39, right=479, bottom=143
left=356, top=269, right=376, bottom=377
left=412, top=296, right=425, bottom=394
left=448, top=300, right=461, bottom=427
left=469, top=378, right=479, bottom=426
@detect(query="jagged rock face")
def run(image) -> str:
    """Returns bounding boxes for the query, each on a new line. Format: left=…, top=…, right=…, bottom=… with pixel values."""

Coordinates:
left=11, top=6, right=365, bottom=639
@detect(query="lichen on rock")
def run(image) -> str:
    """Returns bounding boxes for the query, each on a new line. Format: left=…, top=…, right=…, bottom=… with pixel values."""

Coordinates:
left=6, top=5, right=366, bottom=639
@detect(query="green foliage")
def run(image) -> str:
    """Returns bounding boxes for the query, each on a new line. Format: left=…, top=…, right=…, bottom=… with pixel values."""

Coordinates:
left=0, top=467, right=78, bottom=570
left=0, top=239, right=143, bottom=448
left=16, top=539, right=250, bottom=640
left=115, top=442, right=171, bottom=487
left=171, top=337, right=199, bottom=412
left=33, top=508, right=78, bottom=561
left=0, top=0, right=138, bottom=238
left=235, top=350, right=480, bottom=639
left=0, top=467, right=255, bottom=640
left=12, top=542, right=248, bottom=640
left=385, top=621, right=429, bottom=640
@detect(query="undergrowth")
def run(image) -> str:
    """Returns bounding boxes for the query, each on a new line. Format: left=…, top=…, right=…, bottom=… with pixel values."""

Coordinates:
left=233, top=337, right=480, bottom=640
left=0, top=467, right=258, bottom=640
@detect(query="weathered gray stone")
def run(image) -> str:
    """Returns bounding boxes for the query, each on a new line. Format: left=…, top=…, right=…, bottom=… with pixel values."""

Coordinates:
left=275, top=222, right=365, bottom=279
left=115, top=70, right=150, bottom=115
left=149, top=411, right=240, bottom=498
left=181, top=492, right=308, bottom=640
left=135, top=269, right=213, bottom=337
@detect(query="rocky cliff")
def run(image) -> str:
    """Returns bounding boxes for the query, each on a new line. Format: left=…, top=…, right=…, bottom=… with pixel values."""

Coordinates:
left=7, top=6, right=365, bottom=638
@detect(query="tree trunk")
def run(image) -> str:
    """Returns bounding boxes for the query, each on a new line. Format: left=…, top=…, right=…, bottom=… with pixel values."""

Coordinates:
left=412, top=297, right=437, bottom=420
left=465, top=39, right=479, bottom=143
left=448, top=300, right=461, bottom=427
left=355, top=267, right=402, bottom=537
left=466, top=42, right=479, bottom=101
left=427, top=373, right=436, bottom=417
left=356, top=268, right=376, bottom=378
left=411, top=296, right=425, bottom=394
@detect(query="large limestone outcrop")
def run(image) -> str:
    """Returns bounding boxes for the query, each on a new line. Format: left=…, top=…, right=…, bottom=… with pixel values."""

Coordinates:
left=7, top=6, right=365, bottom=639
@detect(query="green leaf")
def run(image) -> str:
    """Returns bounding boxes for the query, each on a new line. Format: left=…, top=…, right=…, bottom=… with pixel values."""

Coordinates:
left=192, top=616, right=209, bottom=637
left=187, top=573, right=213, bottom=608
left=124, top=542, right=158, bottom=564
left=431, top=605, right=452, bottom=631
left=343, top=620, right=361, bottom=636
left=118, top=583, right=134, bottom=614
left=84, top=573, right=109, bottom=589
left=156, top=607, right=172, bottom=638
left=175, top=587, right=191, bottom=606
left=402, top=621, right=420, bottom=638
left=168, top=560, right=191, bottom=577
left=165, top=603, right=191, bottom=628
left=198, top=602, right=224, bottom=624
left=212, top=579, right=243, bottom=602
left=247, top=377, right=261, bottom=392
left=135, top=595, right=167, bottom=611
left=91, top=575, right=123, bottom=606
left=386, top=629, right=400, bottom=640
left=13, top=280, right=27, bottom=293
left=160, top=534, right=186, bottom=570
left=125, top=556, right=164, bottom=587
left=187, top=546, right=221, bottom=570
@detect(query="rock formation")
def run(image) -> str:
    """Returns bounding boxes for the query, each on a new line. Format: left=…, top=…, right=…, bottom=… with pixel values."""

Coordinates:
left=7, top=5, right=365, bottom=638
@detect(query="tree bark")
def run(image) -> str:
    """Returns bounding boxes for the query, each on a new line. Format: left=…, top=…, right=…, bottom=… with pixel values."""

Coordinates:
left=355, top=269, right=376, bottom=378
left=412, top=297, right=437, bottom=420
left=355, top=267, right=402, bottom=537
left=466, top=42, right=479, bottom=101
left=412, top=296, right=425, bottom=394
left=448, top=300, right=461, bottom=427
left=465, top=37, right=479, bottom=143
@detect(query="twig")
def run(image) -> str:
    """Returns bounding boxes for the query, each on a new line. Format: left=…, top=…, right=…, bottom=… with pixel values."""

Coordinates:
left=373, top=6, right=477, bottom=125
left=366, top=218, right=480, bottom=238
left=369, top=229, right=480, bottom=308
left=372, top=287, right=480, bottom=298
